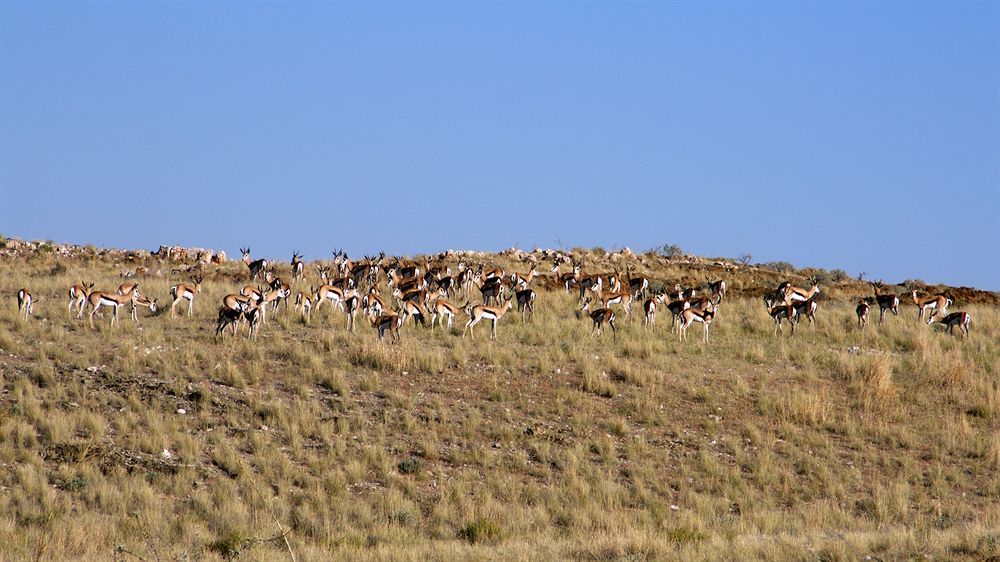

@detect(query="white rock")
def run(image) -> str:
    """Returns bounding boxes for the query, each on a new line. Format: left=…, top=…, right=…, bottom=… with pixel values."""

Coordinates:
left=177, top=408, right=186, bottom=415
left=161, top=449, right=172, bottom=460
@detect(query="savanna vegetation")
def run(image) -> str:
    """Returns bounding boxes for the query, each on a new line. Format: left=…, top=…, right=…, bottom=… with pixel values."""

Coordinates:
left=1, top=241, right=997, bottom=561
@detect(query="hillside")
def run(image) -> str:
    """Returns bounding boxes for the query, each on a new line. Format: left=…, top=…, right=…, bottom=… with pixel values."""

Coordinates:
left=1, top=239, right=997, bottom=561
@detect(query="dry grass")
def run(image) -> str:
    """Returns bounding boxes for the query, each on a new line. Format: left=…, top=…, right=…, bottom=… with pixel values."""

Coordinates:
left=0, top=249, right=997, bottom=561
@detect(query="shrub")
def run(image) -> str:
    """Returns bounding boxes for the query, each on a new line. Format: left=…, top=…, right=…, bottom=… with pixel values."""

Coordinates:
left=458, top=518, right=504, bottom=544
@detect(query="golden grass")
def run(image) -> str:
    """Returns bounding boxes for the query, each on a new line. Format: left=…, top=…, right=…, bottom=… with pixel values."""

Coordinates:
left=0, top=251, right=997, bottom=560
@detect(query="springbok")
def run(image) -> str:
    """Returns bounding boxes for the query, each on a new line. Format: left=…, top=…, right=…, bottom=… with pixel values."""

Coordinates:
left=86, top=287, right=139, bottom=329
left=240, top=247, right=268, bottom=281
left=937, top=311, right=971, bottom=337
left=791, top=297, right=818, bottom=326
left=294, top=291, right=313, bottom=323
left=856, top=299, right=871, bottom=330
left=68, top=282, right=94, bottom=316
left=369, top=310, right=402, bottom=343
left=591, top=286, right=634, bottom=318
left=678, top=302, right=717, bottom=343
left=627, top=266, right=649, bottom=300
left=708, top=279, right=727, bottom=302
left=16, top=289, right=33, bottom=320
left=871, top=282, right=900, bottom=325
left=215, top=302, right=246, bottom=338
left=169, top=275, right=203, bottom=317
left=428, top=297, right=461, bottom=330
left=580, top=299, right=617, bottom=339
left=463, top=299, right=513, bottom=340
left=291, top=251, right=304, bottom=282
left=514, top=288, right=535, bottom=323
left=768, top=303, right=798, bottom=336
left=912, top=290, right=951, bottom=324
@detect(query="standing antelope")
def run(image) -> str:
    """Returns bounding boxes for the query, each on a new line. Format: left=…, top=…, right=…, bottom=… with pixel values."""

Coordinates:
left=243, top=299, right=264, bottom=339
left=315, top=284, right=346, bottom=313
left=782, top=281, right=820, bottom=303
left=937, top=311, right=971, bottom=337
left=344, top=294, right=359, bottom=332
left=674, top=284, right=698, bottom=301
left=791, top=297, right=818, bottom=326
left=666, top=297, right=692, bottom=333
left=169, top=275, right=203, bottom=317
left=510, top=268, right=539, bottom=291
left=708, top=279, right=727, bottom=302
left=580, top=299, right=617, bottom=339
left=295, top=291, right=313, bottom=323
left=362, top=286, right=386, bottom=317
left=463, top=299, right=513, bottom=340
left=369, top=310, right=402, bottom=343
left=428, top=297, right=461, bottom=330
left=16, top=289, right=33, bottom=320
left=912, top=290, right=951, bottom=324
left=591, top=286, right=634, bottom=318
left=215, top=301, right=246, bottom=338
left=240, top=247, right=268, bottom=281
left=768, top=303, right=798, bottom=336
left=68, top=282, right=94, bottom=316
left=626, top=266, right=649, bottom=300
left=514, top=288, right=535, bottom=323
left=678, top=302, right=717, bottom=343
left=871, top=282, right=900, bottom=325
left=856, top=299, right=871, bottom=330
left=291, top=251, right=304, bottom=282
left=643, top=293, right=668, bottom=327
left=86, top=287, right=139, bottom=328
left=554, top=261, right=581, bottom=293
left=477, top=276, right=505, bottom=306
left=399, top=300, right=427, bottom=327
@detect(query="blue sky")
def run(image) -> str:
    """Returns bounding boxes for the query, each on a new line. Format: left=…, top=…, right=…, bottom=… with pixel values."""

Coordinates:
left=1, top=2, right=997, bottom=289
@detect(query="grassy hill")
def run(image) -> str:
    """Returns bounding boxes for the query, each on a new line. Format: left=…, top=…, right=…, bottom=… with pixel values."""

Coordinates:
left=1, top=241, right=997, bottom=561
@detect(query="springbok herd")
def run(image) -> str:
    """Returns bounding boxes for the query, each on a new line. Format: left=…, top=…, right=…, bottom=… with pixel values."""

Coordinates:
left=14, top=248, right=974, bottom=342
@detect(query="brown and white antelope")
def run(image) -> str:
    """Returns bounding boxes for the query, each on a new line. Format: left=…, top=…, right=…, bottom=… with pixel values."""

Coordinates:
left=240, top=247, right=268, bottom=281
left=665, top=297, right=692, bottom=333
left=315, top=284, right=346, bottom=313
left=344, top=293, right=360, bottom=332
left=678, top=302, right=717, bottom=343
left=768, top=303, right=798, bottom=336
left=912, top=290, right=951, bottom=324
left=871, top=282, right=900, bottom=325
left=626, top=266, right=649, bottom=300
left=591, top=286, right=634, bottom=318
left=291, top=251, right=304, bottom=282
left=937, top=311, right=971, bottom=337
left=68, top=281, right=94, bottom=316
left=169, top=275, right=203, bottom=317
left=510, top=268, right=539, bottom=291
left=708, top=279, right=727, bottom=302
left=643, top=292, right=668, bottom=327
left=477, top=276, right=505, bottom=306
left=674, top=284, right=698, bottom=301
left=294, top=291, right=313, bottom=323
left=428, top=297, right=461, bottom=330
left=580, top=299, right=617, bottom=339
left=362, top=286, right=386, bottom=317
left=514, top=288, right=535, bottom=323
left=369, top=310, right=402, bottom=343
left=215, top=301, right=246, bottom=338
left=399, top=300, right=427, bottom=327
left=856, top=299, right=871, bottom=330
left=791, top=297, right=818, bottom=326
left=463, top=299, right=513, bottom=340
left=782, top=281, right=820, bottom=303
left=553, top=261, right=581, bottom=292
left=16, top=289, right=33, bottom=320
left=86, top=287, right=139, bottom=328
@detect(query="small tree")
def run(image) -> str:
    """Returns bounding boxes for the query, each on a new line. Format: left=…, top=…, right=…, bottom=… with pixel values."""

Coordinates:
left=737, top=253, right=752, bottom=266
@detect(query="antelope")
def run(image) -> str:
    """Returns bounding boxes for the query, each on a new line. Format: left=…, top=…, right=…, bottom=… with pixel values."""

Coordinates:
left=132, top=295, right=159, bottom=320
left=258, top=286, right=288, bottom=321
left=294, top=291, right=313, bottom=323
left=553, top=261, right=581, bottom=292
left=463, top=299, right=514, bottom=340
left=708, top=279, right=727, bottom=302
left=643, top=292, right=668, bottom=327
left=215, top=303, right=245, bottom=338
left=591, top=286, right=634, bottom=318
left=344, top=294, right=359, bottom=332
left=241, top=247, right=268, bottom=281
left=399, top=300, right=427, bottom=327
left=16, top=289, right=33, bottom=320
left=856, top=299, right=871, bottom=330
left=871, top=282, right=901, bottom=325
left=362, top=286, right=386, bottom=317
left=317, top=265, right=332, bottom=285
left=607, top=271, right=623, bottom=293
left=68, top=282, right=94, bottom=316
left=369, top=310, right=402, bottom=343
left=768, top=303, right=798, bottom=336
left=86, top=287, right=139, bottom=328
left=937, top=311, right=971, bottom=337
left=243, top=299, right=264, bottom=339
left=666, top=297, right=692, bottom=332
left=428, top=297, right=462, bottom=330
left=315, top=284, right=346, bottom=313
left=678, top=302, right=717, bottom=343
left=674, top=284, right=698, bottom=301
left=580, top=299, right=617, bottom=339
left=578, top=273, right=602, bottom=303
left=222, top=292, right=252, bottom=312
left=266, top=274, right=291, bottom=312
left=514, top=288, right=535, bottom=323
left=291, top=251, right=304, bottom=281
left=510, top=268, right=539, bottom=291
left=457, top=263, right=476, bottom=296
left=479, top=264, right=504, bottom=281
left=169, top=275, right=203, bottom=317
left=912, top=290, right=951, bottom=324
left=117, top=282, right=139, bottom=296
left=626, top=266, right=649, bottom=300
left=477, top=276, right=505, bottom=306
left=791, top=297, right=818, bottom=326
left=781, top=281, right=820, bottom=303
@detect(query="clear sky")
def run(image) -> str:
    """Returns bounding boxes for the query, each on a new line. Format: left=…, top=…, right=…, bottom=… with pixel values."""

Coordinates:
left=1, top=2, right=997, bottom=289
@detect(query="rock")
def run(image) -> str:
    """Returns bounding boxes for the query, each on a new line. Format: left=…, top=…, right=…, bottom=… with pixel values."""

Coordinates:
left=161, top=449, right=172, bottom=460
left=212, top=251, right=226, bottom=263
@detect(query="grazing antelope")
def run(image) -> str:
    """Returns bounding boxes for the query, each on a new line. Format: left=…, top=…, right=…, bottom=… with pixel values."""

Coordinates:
left=169, top=275, right=203, bottom=317
left=68, top=282, right=94, bottom=316
left=291, top=251, right=304, bottom=282
left=591, top=287, right=634, bottom=318
left=240, top=247, right=268, bottom=281
left=86, top=288, right=139, bottom=328
left=912, top=290, right=951, bottom=324
left=428, top=297, right=461, bottom=330
left=514, top=288, right=535, bottom=323
left=580, top=299, right=617, bottom=339
left=871, top=282, right=901, bottom=325
left=768, top=303, right=798, bottom=336
left=133, top=295, right=158, bottom=320
left=477, top=276, right=505, bottom=306
left=294, top=291, right=313, bottom=323
left=463, top=299, right=513, bottom=340
left=16, top=289, right=33, bottom=320
left=856, top=299, right=871, bottom=330
left=937, top=311, right=971, bottom=337
left=678, top=302, right=717, bottom=343
left=708, top=279, right=727, bottom=302
left=369, top=310, right=402, bottom=343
